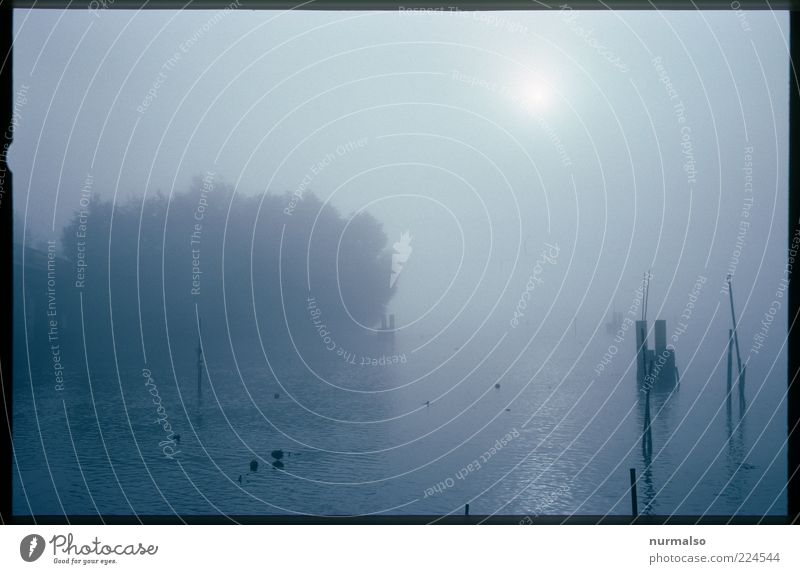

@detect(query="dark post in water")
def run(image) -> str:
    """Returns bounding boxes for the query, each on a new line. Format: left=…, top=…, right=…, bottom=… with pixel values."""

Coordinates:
left=196, top=319, right=203, bottom=404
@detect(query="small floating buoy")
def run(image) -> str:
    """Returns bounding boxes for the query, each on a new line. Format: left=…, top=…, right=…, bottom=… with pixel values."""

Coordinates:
left=271, top=449, right=284, bottom=460
left=174, top=434, right=181, bottom=443
left=237, top=475, right=242, bottom=484
left=425, top=400, right=430, bottom=407
left=494, top=383, right=501, bottom=389
left=272, top=460, right=284, bottom=469
left=505, top=408, right=511, bottom=412
left=250, top=459, right=259, bottom=473
left=274, top=393, right=280, bottom=399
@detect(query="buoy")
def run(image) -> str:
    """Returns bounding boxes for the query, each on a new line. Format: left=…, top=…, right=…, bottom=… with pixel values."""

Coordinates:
left=174, top=434, right=181, bottom=443
left=274, top=393, right=280, bottom=399
left=237, top=475, right=242, bottom=484
left=272, top=460, right=284, bottom=469
left=250, top=459, right=259, bottom=473
left=494, top=383, right=501, bottom=389
left=271, top=449, right=284, bottom=460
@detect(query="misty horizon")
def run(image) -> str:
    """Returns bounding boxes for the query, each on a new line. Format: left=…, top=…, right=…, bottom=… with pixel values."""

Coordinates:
left=9, top=7, right=791, bottom=517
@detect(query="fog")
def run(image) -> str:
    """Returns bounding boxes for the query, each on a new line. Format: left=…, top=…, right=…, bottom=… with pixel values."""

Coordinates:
left=10, top=8, right=791, bottom=516
left=12, top=8, right=789, bottom=342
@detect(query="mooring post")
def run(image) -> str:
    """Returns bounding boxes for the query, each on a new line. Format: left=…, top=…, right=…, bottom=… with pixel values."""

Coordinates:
left=726, top=328, right=733, bottom=413
left=642, top=390, right=652, bottom=459
left=629, top=468, right=638, bottom=517
left=727, top=277, right=748, bottom=419
left=196, top=319, right=203, bottom=404
left=636, top=321, right=648, bottom=384
left=727, top=278, right=744, bottom=383
left=739, top=366, right=747, bottom=416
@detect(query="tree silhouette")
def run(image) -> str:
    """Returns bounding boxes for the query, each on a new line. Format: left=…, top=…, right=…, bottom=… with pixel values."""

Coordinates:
left=46, top=176, right=394, bottom=369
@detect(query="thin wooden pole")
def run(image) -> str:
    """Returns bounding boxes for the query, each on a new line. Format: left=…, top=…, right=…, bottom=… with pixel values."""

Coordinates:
left=638, top=323, right=649, bottom=385
left=727, top=277, right=747, bottom=417
left=727, top=277, right=744, bottom=387
left=739, top=366, right=747, bottom=416
left=642, top=273, right=649, bottom=322
left=196, top=318, right=203, bottom=403
left=629, top=468, right=638, bottom=517
left=726, top=328, right=733, bottom=412
left=642, top=386, right=652, bottom=460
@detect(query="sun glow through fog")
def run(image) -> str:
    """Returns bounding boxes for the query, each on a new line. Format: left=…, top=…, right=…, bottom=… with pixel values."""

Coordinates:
left=519, top=78, right=555, bottom=114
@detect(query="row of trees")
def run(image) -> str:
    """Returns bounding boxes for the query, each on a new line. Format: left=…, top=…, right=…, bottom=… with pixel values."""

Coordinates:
left=17, top=177, right=394, bottom=370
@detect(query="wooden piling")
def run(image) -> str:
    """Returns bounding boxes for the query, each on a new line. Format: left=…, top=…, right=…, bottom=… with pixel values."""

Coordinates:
left=726, top=328, right=733, bottom=411
left=642, top=390, right=652, bottom=459
left=727, top=277, right=746, bottom=417
left=196, top=320, right=203, bottom=404
left=655, top=320, right=667, bottom=355
left=727, top=278, right=744, bottom=387
left=636, top=321, right=648, bottom=384
left=465, top=503, right=470, bottom=516
left=629, top=468, right=638, bottom=517
left=739, top=366, right=747, bottom=416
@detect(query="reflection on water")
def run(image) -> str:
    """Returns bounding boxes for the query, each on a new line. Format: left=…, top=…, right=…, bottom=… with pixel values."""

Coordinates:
left=13, top=330, right=787, bottom=517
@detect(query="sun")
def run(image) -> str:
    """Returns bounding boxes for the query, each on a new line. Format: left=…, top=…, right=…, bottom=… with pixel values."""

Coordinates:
left=520, top=79, right=554, bottom=114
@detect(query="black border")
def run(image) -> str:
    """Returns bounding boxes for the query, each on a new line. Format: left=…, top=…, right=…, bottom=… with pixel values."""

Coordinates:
left=7, top=1, right=800, bottom=10
left=0, top=0, right=797, bottom=525
left=0, top=2, right=11, bottom=527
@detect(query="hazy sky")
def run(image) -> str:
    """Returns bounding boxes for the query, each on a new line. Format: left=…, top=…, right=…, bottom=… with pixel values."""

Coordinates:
left=10, top=9, right=792, bottom=518
left=10, top=8, right=790, bottom=353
